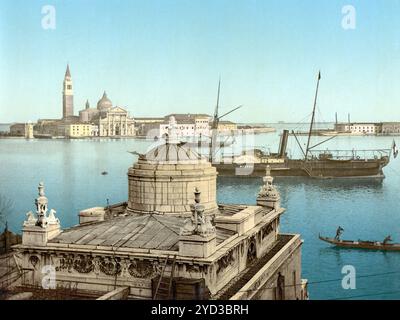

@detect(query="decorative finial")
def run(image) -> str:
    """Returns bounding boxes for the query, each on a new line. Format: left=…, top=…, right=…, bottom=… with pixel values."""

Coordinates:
left=23, top=182, right=60, bottom=229
left=180, top=187, right=215, bottom=237
left=266, top=165, right=271, bottom=177
left=35, top=182, right=48, bottom=227
left=257, top=168, right=280, bottom=209
left=38, top=182, right=45, bottom=197
left=85, top=100, right=90, bottom=109
left=194, top=187, right=201, bottom=204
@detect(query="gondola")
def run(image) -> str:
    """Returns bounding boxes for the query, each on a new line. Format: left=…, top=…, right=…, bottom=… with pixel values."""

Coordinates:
left=318, top=234, right=400, bottom=251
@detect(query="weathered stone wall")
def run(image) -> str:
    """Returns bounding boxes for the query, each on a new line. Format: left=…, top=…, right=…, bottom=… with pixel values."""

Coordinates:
left=19, top=250, right=164, bottom=298
left=18, top=249, right=217, bottom=299
left=229, top=234, right=303, bottom=300
left=127, top=162, right=217, bottom=215
left=257, top=217, right=279, bottom=258
left=252, top=244, right=302, bottom=300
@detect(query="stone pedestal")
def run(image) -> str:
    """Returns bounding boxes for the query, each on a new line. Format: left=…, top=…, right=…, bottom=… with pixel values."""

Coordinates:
left=179, top=234, right=216, bottom=258
left=256, top=195, right=280, bottom=209
left=22, top=223, right=61, bottom=246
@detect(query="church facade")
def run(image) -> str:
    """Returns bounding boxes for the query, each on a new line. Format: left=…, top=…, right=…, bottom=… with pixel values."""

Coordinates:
left=79, top=91, right=135, bottom=137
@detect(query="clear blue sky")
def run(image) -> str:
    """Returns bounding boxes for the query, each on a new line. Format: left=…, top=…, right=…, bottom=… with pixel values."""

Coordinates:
left=1, top=0, right=400, bottom=123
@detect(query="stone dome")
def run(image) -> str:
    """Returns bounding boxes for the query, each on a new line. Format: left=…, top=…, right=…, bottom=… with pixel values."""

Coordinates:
left=127, top=141, right=218, bottom=216
left=144, top=142, right=206, bottom=164
left=97, top=91, right=112, bottom=111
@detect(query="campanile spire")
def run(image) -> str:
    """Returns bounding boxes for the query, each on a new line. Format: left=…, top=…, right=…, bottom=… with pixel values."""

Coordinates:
left=62, top=64, right=74, bottom=119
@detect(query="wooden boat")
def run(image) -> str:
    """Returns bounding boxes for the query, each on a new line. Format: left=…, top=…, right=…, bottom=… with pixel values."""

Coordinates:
left=319, top=234, right=400, bottom=251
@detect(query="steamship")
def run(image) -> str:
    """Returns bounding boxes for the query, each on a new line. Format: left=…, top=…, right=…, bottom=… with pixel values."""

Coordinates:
left=212, top=72, right=393, bottom=179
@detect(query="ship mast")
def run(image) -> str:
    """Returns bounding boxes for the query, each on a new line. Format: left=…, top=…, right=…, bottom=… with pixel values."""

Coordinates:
left=209, top=78, right=242, bottom=162
left=305, top=71, right=321, bottom=160
left=209, top=78, right=221, bottom=162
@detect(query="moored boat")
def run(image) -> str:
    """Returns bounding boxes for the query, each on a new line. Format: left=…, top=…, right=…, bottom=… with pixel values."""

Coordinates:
left=213, top=72, right=394, bottom=179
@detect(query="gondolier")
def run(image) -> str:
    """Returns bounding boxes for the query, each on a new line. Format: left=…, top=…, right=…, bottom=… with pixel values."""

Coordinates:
left=383, top=235, right=393, bottom=245
left=393, top=140, right=398, bottom=159
left=335, top=226, right=344, bottom=240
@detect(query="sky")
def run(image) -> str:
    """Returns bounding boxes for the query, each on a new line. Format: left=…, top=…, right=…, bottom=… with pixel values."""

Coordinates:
left=1, top=0, right=400, bottom=123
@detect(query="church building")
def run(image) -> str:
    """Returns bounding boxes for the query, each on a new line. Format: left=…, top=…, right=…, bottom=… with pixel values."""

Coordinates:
left=35, top=65, right=135, bottom=138
left=79, top=91, right=135, bottom=137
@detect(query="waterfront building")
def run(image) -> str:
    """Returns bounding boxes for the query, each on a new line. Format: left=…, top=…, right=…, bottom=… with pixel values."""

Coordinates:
left=134, top=117, right=165, bottom=137
left=9, top=123, right=34, bottom=138
left=334, top=122, right=382, bottom=135
left=64, top=123, right=93, bottom=138
left=381, top=122, right=400, bottom=135
left=159, top=114, right=212, bottom=138
left=34, top=119, right=64, bottom=137
left=12, top=125, right=307, bottom=300
left=217, top=120, right=237, bottom=132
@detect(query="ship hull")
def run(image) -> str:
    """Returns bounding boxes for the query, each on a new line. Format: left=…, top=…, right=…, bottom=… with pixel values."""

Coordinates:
left=214, top=158, right=388, bottom=179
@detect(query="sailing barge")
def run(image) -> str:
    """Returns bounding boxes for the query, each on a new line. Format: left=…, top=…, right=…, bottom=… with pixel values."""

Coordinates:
left=213, top=72, right=392, bottom=179
left=319, top=235, right=400, bottom=251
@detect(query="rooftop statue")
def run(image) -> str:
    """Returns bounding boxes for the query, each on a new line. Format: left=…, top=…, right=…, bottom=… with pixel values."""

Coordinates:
left=257, top=165, right=280, bottom=208
left=24, top=182, right=59, bottom=228
left=180, top=188, right=215, bottom=237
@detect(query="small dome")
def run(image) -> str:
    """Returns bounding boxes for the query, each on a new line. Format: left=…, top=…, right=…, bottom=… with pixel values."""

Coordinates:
left=144, top=142, right=206, bottom=164
left=128, top=141, right=217, bottom=216
left=97, top=91, right=112, bottom=111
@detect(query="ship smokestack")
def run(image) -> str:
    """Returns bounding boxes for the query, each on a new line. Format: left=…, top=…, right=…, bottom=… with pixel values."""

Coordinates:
left=278, top=130, right=289, bottom=158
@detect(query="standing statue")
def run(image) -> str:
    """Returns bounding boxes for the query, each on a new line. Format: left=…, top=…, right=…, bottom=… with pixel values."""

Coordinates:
left=23, top=182, right=59, bottom=229
left=257, top=165, right=280, bottom=208
left=180, top=187, right=215, bottom=237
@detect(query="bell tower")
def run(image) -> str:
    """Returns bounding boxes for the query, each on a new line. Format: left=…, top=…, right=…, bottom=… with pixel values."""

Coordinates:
left=62, top=64, right=74, bottom=119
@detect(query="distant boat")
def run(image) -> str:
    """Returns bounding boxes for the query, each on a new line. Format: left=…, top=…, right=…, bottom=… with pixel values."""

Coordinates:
left=101, top=171, right=108, bottom=175
left=319, top=234, right=400, bottom=251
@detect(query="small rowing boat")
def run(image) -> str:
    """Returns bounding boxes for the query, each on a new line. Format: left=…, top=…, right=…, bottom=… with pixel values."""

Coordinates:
left=319, top=234, right=400, bottom=251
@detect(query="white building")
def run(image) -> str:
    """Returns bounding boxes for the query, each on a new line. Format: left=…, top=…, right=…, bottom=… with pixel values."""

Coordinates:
left=160, top=114, right=212, bottom=138
left=78, top=92, right=135, bottom=137
left=334, top=123, right=381, bottom=135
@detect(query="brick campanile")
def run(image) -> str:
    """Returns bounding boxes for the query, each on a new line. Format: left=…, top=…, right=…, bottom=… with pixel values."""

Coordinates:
left=62, top=64, right=74, bottom=119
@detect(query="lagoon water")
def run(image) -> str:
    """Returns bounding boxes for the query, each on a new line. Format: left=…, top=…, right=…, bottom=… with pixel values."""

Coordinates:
left=1, top=124, right=400, bottom=300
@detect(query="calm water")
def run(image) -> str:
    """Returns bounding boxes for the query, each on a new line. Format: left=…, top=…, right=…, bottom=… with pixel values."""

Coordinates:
left=1, top=126, right=400, bottom=300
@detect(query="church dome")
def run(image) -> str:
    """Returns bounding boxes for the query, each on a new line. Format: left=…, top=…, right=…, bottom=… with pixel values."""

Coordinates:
left=97, top=91, right=112, bottom=111
left=127, top=140, right=217, bottom=216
